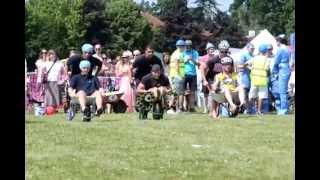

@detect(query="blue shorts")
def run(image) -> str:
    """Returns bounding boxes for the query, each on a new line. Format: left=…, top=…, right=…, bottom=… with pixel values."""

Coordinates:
left=184, top=75, right=197, bottom=92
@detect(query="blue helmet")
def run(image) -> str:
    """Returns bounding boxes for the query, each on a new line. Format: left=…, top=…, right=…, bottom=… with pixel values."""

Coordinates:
left=176, top=40, right=185, bottom=46
left=259, top=44, right=269, bottom=54
left=79, top=60, right=91, bottom=69
left=81, top=43, right=94, bottom=53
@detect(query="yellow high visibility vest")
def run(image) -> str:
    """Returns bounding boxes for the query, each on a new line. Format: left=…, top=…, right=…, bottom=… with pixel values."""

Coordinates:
left=217, top=72, right=238, bottom=91
left=250, top=56, right=269, bottom=86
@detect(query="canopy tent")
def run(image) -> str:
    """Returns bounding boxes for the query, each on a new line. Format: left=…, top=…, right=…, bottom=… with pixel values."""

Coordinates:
left=230, top=29, right=278, bottom=63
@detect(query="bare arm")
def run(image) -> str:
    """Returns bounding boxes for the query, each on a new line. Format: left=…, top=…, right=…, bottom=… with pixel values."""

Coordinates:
left=136, top=82, right=147, bottom=93
left=200, top=62, right=208, bottom=85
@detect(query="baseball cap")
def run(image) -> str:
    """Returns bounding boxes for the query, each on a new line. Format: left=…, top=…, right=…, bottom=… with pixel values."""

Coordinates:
left=151, top=64, right=161, bottom=72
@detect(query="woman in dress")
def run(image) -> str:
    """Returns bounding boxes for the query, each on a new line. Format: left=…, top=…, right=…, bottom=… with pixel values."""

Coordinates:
left=115, top=51, right=135, bottom=112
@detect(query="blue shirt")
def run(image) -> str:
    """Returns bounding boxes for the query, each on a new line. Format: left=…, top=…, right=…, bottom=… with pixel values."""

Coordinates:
left=70, top=74, right=101, bottom=95
left=272, top=44, right=291, bottom=74
left=239, top=51, right=253, bottom=88
left=181, top=50, right=199, bottom=76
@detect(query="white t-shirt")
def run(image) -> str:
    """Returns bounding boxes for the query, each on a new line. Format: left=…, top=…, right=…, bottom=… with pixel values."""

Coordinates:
left=42, top=60, right=64, bottom=82
left=35, top=59, right=46, bottom=70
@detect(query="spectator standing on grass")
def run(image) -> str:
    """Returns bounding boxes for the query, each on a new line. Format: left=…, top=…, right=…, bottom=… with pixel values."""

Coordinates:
left=245, top=44, right=271, bottom=115
left=181, top=40, right=200, bottom=112
left=237, top=43, right=255, bottom=113
left=116, top=51, right=135, bottom=112
left=272, top=35, right=291, bottom=115
left=167, top=40, right=186, bottom=114
left=93, top=43, right=103, bottom=62
left=39, top=50, right=65, bottom=110
left=162, top=52, right=170, bottom=77
left=35, top=49, right=48, bottom=71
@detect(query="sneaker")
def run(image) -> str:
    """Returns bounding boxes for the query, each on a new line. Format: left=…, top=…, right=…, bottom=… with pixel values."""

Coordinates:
left=95, top=108, right=103, bottom=117
left=189, top=108, right=196, bottom=113
left=82, top=107, right=91, bottom=122
left=167, top=109, right=176, bottom=114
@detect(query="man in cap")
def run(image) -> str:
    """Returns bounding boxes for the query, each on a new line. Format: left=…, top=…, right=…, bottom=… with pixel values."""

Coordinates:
left=181, top=40, right=200, bottom=112
left=245, top=44, right=271, bottom=115
left=67, top=43, right=102, bottom=78
left=68, top=60, right=104, bottom=121
left=168, top=39, right=186, bottom=113
left=137, top=64, right=171, bottom=98
left=211, top=56, right=246, bottom=118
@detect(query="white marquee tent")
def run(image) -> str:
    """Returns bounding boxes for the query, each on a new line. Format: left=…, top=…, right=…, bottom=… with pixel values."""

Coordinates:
left=230, top=29, right=278, bottom=64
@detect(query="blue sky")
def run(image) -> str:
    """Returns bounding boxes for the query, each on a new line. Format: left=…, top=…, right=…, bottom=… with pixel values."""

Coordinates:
left=134, top=0, right=234, bottom=12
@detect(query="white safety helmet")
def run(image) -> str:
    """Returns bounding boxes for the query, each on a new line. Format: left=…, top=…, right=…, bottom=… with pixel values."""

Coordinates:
left=206, top=42, right=215, bottom=50
left=218, top=40, right=230, bottom=50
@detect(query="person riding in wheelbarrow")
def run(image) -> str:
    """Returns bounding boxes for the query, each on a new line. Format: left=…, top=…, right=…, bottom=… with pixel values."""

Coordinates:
left=136, top=64, right=172, bottom=119
left=210, top=56, right=246, bottom=118
left=68, top=60, right=104, bottom=121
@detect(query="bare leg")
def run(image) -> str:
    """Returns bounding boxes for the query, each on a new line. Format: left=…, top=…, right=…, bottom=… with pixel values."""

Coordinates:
left=258, top=98, right=263, bottom=114
left=106, top=103, right=112, bottom=114
left=237, top=87, right=246, bottom=105
left=224, top=89, right=237, bottom=110
left=77, top=90, right=87, bottom=111
left=92, top=91, right=103, bottom=110
left=211, top=100, right=219, bottom=118
left=178, top=95, right=184, bottom=110
left=203, top=94, right=208, bottom=113
left=189, top=92, right=195, bottom=110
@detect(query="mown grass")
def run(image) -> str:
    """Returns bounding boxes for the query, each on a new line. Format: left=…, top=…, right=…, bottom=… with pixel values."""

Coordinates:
left=26, top=112, right=294, bottom=180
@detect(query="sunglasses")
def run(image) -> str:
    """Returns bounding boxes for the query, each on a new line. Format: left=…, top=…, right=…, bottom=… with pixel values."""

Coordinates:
left=221, top=51, right=228, bottom=54
left=147, top=51, right=154, bottom=53
left=42, top=51, right=47, bottom=54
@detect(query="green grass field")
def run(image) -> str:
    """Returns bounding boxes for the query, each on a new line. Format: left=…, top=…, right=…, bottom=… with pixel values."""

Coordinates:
left=26, top=112, right=294, bottom=180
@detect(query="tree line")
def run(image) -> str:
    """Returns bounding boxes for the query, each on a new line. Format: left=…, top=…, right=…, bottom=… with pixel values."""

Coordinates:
left=25, top=0, right=294, bottom=70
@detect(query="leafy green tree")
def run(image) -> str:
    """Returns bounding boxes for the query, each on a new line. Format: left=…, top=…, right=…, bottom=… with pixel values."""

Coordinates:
left=105, top=0, right=153, bottom=55
left=230, top=0, right=295, bottom=36
left=82, top=0, right=110, bottom=45
left=25, top=0, right=85, bottom=69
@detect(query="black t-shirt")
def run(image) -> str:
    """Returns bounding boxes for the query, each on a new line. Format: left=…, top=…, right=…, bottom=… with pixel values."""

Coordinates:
left=67, top=55, right=102, bottom=77
left=140, top=73, right=170, bottom=90
left=206, top=55, right=223, bottom=81
left=70, top=74, right=101, bottom=95
left=132, top=54, right=163, bottom=81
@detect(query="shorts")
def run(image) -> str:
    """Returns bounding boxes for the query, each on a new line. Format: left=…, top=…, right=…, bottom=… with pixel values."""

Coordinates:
left=202, top=79, right=214, bottom=95
left=211, top=91, right=240, bottom=105
left=249, top=85, right=268, bottom=99
left=184, top=75, right=197, bottom=92
left=172, top=77, right=185, bottom=95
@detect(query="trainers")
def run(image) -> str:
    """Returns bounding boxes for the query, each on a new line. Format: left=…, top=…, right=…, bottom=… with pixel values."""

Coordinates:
left=167, top=109, right=176, bottom=114
left=82, top=107, right=91, bottom=122
left=95, top=108, right=103, bottom=117
left=189, top=108, right=196, bottom=113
